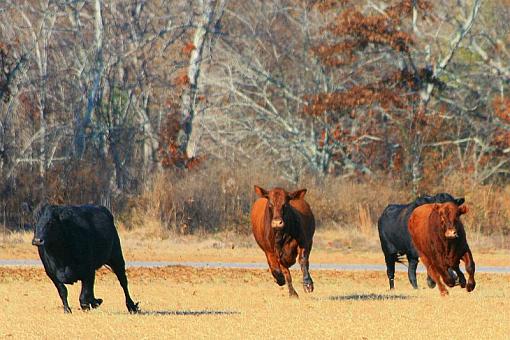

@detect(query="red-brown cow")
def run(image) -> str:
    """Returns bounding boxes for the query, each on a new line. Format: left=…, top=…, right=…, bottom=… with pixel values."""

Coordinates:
left=408, top=202, right=476, bottom=296
left=251, top=185, right=315, bottom=297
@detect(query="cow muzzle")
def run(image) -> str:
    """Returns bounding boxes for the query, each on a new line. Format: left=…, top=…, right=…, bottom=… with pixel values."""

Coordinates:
left=32, top=238, right=44, bottom=246
left=444, top=229, right=458, bottom=239
left=271, top=218, right=284, bottom=229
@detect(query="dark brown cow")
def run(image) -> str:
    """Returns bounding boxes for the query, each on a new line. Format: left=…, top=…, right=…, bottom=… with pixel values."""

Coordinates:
left=408, top=202, right=475, bottom=296
left=251, top=185, right=315, bottom=297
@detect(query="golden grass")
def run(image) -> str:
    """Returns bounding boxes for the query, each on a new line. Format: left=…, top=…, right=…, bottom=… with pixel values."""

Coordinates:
left=0, top=267, right=509, bottom=339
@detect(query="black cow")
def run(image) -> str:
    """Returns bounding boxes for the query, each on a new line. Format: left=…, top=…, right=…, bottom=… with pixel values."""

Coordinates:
left=377, top=193, right=465, bottom=289
left=32, top=204, right=139, bottom=313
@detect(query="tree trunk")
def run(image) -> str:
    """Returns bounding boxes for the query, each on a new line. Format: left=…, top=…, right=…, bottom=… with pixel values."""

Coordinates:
left=177, top=0, right=226, bottom=161
left=75, top=0, right=104, bottom=159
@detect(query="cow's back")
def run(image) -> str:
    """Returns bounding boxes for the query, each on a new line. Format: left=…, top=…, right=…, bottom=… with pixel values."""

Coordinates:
left=378, top=204, right=417, bottom=256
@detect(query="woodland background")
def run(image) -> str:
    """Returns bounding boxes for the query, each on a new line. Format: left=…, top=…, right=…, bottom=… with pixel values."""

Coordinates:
left=0, top=0, right=509, bottom=247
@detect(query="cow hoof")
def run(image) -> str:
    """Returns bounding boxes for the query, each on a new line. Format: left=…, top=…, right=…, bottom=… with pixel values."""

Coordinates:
left=303, top=283, right=314, bottom=293
left=466, top=282, right=475, bottom=292
left=272, top=270, right=285, bottom=286
left=128, top=302, right=140, bottom=314
left=289, top=291, right=299, bottom=298
left=91, top=298, right=103, bottom=308
left=64, top=307, right=72, bottom=314
left=440, top=290, right=449, bottom=297
left=389, top=279, right=395, bottom=290
left=445, top=280, right=456, bottom=288
left=426, top=276, right=436, bottom=289
left=80, top=304, right=91, bottom=311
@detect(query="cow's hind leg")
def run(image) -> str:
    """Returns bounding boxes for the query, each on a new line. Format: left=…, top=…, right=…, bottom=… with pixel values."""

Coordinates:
left=451, top=265, right=466, bottom=288
left=52, top=279, right=71, bottom=313
left=406, top=255, right=419, bottom=289
left=426, top=275, right=436, bottom=288
left=265, top=252, right=285, bottom=286
left=108, top=250, right=139, bottom=313
left=298, top=246, right=313, bottom=293
left=79, top=274, right=102, bottom=310
left=281, top=266, right=298, bottom=298
left=384, top=254, right=397, bottom=289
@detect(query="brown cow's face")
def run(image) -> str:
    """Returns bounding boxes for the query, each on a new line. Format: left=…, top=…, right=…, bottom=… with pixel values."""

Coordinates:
left=254, top=186, right=307, bottom=230
left=435, top=203, right=468, bottom=239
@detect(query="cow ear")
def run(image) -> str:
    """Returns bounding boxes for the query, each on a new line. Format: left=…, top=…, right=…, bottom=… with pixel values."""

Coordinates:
left=254, top=185, right=269, bottom=198
left=455, top=198, right=465, bottom=206
left=289, top=189, right=307, bottom=200
left=58, top=207, right=73, bottom=221
left=458, top=205, right=468, bottom=215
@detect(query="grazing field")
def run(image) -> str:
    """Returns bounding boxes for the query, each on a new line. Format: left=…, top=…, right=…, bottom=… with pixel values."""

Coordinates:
left=0, top=266, right=509, bottom=339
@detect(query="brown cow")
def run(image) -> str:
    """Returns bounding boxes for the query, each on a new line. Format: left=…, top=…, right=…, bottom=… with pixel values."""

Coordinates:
left=408, top=202, right=475, bottom=296
left=251, top=185, right=315, bottom=297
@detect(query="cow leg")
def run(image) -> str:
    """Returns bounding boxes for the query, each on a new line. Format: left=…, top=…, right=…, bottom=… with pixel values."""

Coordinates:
left=79, top=274, right=102, bottom=310
left=421, top=257, right=448, bottom=296
left=462, top=250, right=476, bottom=292
left=426, top=275, right=436, bottom=288
left=298, top=247, right=313, bottom=293
left=438, top=266, right=456, bottom=287
left=406, top=255, right=419, bottom=289
left=52, top=280, right=71, bottom=313
left=108, top=254, right=139, bottom=313
left=452, top=265, right=466, bottom=288
left=281, top=266, right=298, bottom=298
left=265, top=252, right=285, bottom=286
left=384, top=254, right=397, bottom=289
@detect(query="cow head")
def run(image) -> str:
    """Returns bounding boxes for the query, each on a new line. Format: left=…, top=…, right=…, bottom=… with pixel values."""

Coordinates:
left=433, top=202, right=468, bottom=239
left=254, top=185, right=307, bottom=230
left=32, top=205, right=70, bottom=247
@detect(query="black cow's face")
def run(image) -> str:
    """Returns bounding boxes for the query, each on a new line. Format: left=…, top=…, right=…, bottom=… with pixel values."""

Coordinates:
left=32, top=206, right=62, bottom=247
left=254, top=186, right=307, bottom=230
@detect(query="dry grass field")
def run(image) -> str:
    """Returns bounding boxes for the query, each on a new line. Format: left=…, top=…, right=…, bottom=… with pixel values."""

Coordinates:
left=1, top=228, right=509, bottom=339
left=0, top=266, right=509, bottom=339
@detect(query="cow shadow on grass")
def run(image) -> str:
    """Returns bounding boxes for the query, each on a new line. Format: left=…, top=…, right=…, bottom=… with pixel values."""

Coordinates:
left=326, top=293, right=411, bottom=301
left=137, top=310, right=240, bottom=316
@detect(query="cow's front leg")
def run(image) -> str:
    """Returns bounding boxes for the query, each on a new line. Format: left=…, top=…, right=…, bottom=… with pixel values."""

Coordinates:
left=281, top=266, right=298, bottom=298
left=462, top=250, right=476, bottom=292
left=298, top=246, right=313, bottom=293
left=422, top=257, right=448, bottom=296
left=52, top=279, right=71, bottom=313
left=265, top=252, right=285, bottom=286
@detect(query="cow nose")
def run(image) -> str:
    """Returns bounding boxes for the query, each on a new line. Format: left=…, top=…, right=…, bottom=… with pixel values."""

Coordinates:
left=32, top=238, right=44, bottom=246
left=445, top=230, right=458, bottom=239
left=271, top=218, right=284, bottom=229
